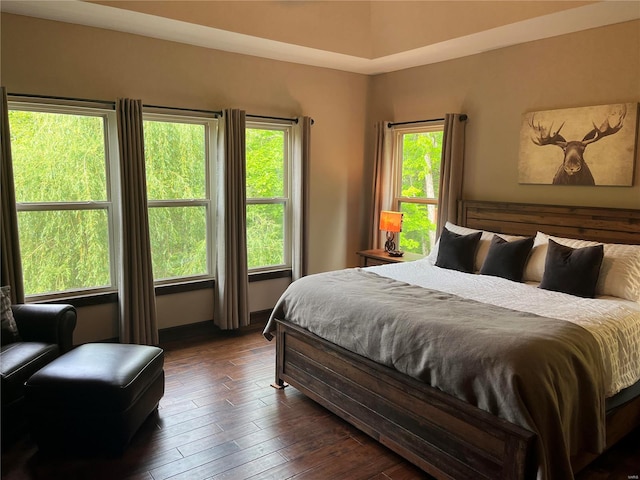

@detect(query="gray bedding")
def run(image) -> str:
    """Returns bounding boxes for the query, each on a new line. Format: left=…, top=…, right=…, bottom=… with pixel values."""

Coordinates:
left=263, top=268, right=606, bottom=480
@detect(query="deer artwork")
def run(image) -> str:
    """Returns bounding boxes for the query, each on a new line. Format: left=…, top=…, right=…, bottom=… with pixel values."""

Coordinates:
left=528, top=104, right=627, bottom=185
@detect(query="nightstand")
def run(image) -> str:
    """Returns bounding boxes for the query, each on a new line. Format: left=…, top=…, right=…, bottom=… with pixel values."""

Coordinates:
left=356, top=249, right=424, bottom=267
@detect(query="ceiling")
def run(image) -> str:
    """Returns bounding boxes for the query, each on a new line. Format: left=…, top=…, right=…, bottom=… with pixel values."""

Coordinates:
left=1, top=0, right=639, bottom=75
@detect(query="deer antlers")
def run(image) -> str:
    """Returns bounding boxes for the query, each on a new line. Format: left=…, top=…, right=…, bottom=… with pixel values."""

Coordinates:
left=529, top=104, right=627, bottom=148
left=528, top=115, right=567, bottom=147
left=582, top=104, right=627, bottom=145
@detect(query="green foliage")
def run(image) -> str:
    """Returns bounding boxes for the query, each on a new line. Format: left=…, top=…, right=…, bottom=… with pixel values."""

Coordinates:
left=10, top=110, right=106, bottom=202
left=246, top=204, right=284, bottom=268
left=143, top=120, right=210, bottom=280
left=246, top=128, right=284, bottom=198
left=246, top=128, right=287, bottom=269
left=398, top=131, right=443, bottom=255
left=10, top=110, right=112, bottom=295
left=10, top=110, right=290, bottom=295
left=143, top=120, right=205, bottom=200
left=17, top=210, right=111, bottom=295
left=148, top=206, right=207, bottom=280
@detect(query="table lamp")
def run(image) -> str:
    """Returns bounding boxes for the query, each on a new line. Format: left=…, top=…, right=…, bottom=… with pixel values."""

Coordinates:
left=379, top=210, right=404, bottom=256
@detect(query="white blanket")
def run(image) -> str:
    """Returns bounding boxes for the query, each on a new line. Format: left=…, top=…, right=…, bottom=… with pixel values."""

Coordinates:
left=368, top=259, right=640, bottom=397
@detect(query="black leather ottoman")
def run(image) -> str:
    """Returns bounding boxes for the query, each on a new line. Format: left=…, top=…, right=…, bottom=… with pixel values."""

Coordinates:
left=25, top=343, right=164, bottom=454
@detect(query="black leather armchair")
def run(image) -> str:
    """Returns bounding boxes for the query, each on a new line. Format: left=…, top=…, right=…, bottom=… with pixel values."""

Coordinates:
left=1, top=304, right=76, bottom=444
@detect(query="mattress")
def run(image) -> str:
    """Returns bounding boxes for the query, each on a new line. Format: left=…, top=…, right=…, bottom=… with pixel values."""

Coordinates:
left=367, top=259, right=640, bottom=398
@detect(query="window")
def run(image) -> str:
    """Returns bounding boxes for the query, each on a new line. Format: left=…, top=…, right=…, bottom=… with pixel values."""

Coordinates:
left=143, top=114, right=217, bottom=282
left=245, top=122, right=292, bottom=271
left=9, top=103, right=118, bottom=298
left=393, top=124, right=444, bottom=255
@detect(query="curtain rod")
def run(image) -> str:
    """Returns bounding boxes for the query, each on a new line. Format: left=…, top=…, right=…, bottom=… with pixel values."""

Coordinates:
left=144, top=104, right=221, bottom=117
left=247, top=114, right=298, bottom=124
left=9, top=92, right=116, bottom=107
left=247, top=114, right=315, bottom=125
left=9, top=94, right=315, bottom=124
left=8, top=93, right=222, bottom=117
left=387, top=114, right=467, bottom=128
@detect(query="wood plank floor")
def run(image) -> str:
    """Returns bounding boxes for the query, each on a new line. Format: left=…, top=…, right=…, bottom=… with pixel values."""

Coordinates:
left=2, top=327, right=639, bottom=480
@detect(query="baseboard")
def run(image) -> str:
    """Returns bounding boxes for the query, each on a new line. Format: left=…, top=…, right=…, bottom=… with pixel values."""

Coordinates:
left=250, top=309, right=272, bottom=326
left=95, top=309, right=273, bottom=346
left=158, top=320, right=220, bottom=344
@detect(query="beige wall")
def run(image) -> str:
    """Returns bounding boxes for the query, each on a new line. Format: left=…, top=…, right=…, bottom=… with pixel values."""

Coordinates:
left=2, top=13, right=639, bottom=343
left=368, top=20, right=640, bottom=213
left=1, top=13, right=369, bottom=342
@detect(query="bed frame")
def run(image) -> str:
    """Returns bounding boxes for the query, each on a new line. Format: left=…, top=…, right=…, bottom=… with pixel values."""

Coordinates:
left=272, top=201, right=640, bottom=480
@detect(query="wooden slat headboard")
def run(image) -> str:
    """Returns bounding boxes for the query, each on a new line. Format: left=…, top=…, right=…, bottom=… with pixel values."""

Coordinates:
left=458, top=201, right=640, bottom=245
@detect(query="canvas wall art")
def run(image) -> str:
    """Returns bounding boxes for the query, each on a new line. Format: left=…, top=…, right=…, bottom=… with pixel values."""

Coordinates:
left=518, top=103, right=638, bottom=186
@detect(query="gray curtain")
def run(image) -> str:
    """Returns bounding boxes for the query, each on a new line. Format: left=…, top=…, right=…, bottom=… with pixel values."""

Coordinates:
left=215, top=109, right=249, bottom=330
left=116, top=98, right=158, bottom=345
left=370, top=121, right=394, bottom=249
left=437, top=114, right=468, bottom=235
left=0, top=87, right=24, bottom=304
left=292, top=116, right=311, bottom=281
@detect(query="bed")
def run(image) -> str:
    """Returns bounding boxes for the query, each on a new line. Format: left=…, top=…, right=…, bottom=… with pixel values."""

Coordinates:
left=263, top=200, right=640, bottom=480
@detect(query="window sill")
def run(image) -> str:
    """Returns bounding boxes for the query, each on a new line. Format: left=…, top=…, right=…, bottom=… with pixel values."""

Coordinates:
left=249, top=269, right=292, bottom=283
left=28, top=279, right=216, bottom=307
left=34, top=291, right=118, bottom=308
left=27, top=272, right=290, bottom=308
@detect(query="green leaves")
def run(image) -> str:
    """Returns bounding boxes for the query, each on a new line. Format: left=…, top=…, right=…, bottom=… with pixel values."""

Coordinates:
left=398, top=130, right=443, bottom=255
left=17, top=210, right=111, bottom=295
left=246, top=128, right=284, bottom=198
left=10, top=109, right=111, bottom=295
left=11, top=110, right=107, bottom=202
left=143, top=120, right=206, bottom=200
left=148, top=206, right=208, bottom=280
left=246, top=203, right=285, bottom=269
left=10, top=111, right=292, bottom=295
left=246, top=128, right=287, bottom=269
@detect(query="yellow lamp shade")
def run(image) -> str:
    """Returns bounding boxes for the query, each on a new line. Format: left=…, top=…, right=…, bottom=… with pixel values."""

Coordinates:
left=379, top=211, right=403, bottom=233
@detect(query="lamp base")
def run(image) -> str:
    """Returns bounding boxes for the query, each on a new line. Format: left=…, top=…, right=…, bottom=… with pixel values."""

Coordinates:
left=387, top=250, right=404, bottom=257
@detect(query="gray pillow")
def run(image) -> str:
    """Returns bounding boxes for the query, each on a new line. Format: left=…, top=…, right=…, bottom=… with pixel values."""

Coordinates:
left=480, top=235, right=534, bottom=282
left=435, top=227, right=482, bottom=273
left=539, top=239, right=604, bottom=298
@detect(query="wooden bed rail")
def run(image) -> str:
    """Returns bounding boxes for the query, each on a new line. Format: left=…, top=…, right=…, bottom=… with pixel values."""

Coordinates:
left=275, top=320, right=536, bottom=480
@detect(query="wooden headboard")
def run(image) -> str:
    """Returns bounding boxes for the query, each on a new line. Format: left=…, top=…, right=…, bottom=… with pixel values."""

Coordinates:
left=458, top=200, right=640, bottom=245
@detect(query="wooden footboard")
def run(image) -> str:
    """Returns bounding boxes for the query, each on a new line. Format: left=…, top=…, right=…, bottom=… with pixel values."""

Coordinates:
left=274, top=320, right=536, bottom=480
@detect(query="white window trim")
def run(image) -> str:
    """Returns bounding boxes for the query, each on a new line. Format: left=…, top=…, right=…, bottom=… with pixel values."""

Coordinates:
left=246, top=120, right=293, bottom=273
left=142, top=112, right=218, bottom=284
left=8, top=100, right=121, bottom=301
left=392, top=122, right=444, bottom=250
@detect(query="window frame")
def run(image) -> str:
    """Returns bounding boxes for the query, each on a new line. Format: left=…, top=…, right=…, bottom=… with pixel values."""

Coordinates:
left=8, top=100, right=120, bottom=301
left=142, top=112, right=218, bottom=285
left=245, top=119, right=293, bottom=273
left=392, top=122, right=444, bottom=254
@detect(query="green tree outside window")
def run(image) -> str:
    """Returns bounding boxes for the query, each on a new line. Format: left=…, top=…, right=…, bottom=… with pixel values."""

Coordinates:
left=398, top=130, right=443, bottom=256
left=10, top=109, right=112, bottom=296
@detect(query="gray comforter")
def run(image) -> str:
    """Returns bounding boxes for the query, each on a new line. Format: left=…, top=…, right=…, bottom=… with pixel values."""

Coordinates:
left=263, top=268, right=606, bottom=480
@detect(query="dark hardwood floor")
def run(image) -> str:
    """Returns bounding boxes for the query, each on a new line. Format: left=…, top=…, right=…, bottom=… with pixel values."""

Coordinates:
left=2, top=327, right=639, bottom=480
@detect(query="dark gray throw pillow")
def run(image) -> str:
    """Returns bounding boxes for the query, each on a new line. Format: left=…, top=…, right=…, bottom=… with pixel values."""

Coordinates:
left=480, top=235, right=534, bottom=282
left=539, top=239, right=604, bottom=298
left=435, top=227, right=482, bottom=273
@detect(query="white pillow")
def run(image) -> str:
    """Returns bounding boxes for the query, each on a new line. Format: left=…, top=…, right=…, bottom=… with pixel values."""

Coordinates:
left=523, top=232, right=640, bottom=302
left=522, top=232, right=549, bottom=283
left=427, top=222, right=525, bottom=272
